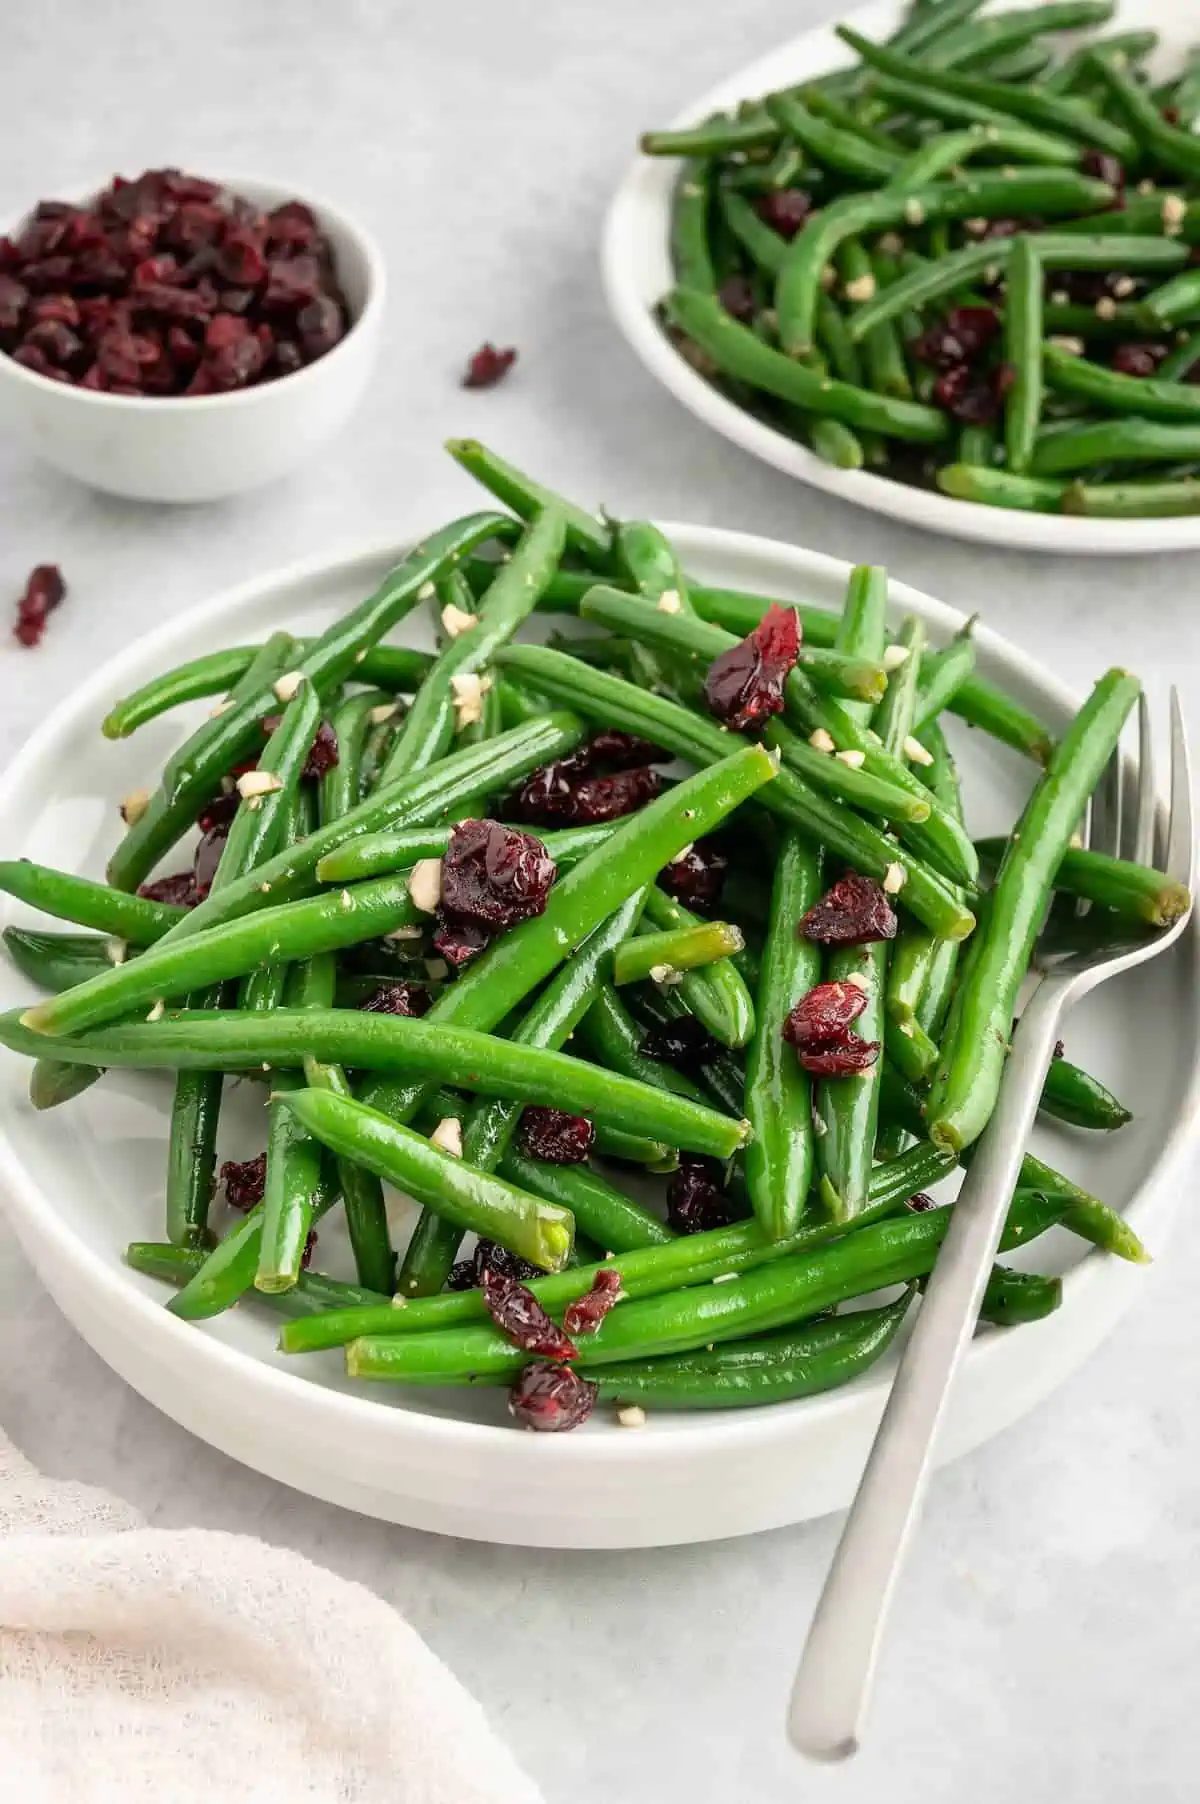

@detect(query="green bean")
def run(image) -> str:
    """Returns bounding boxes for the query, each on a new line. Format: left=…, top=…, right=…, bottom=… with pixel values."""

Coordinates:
left=978, top=1264, right=1062, bottom=1326
left=377, top=506, right=567, bottom=786
left=321, top=691, right=394, bottom=826
left=641, top=113, right=781, bottom=159
left=765, top=92, right=903, bottom=183
left=396, top=891, right=651, bottom=1296
left=666, top=287, right=950, bottom=444
left=615, top=519, right=693, bottom=610
left=1044, top=342, right=1200, bottom=422
left=1041, top=301, right=1142, bottom=339
left=500, top=1147, right=673, bottom=1254
left=127, top=1239, right=390, bottom=1315
left=1041, top=1054, right=1132, bottom=1130
left=497, top=645, right=975, bottom=939
left=2, top=927, right=113, bottom=992
left=280, top=1140, right=955, bottom=1351
left=807, top=416, right=867, bottom=470
left=591, top=1291, right=913, bottom=1410
left=211, top=680, right=321, bottom=892
left=167, top=1182, right=340, bottom=1322
left=816, top=291, right=867, bottom=389
left=315, top=822, right=613, bottom=887
left=1031, top=417, right=1200, bottom=477
left=1088, top=53, right=1200, bottom=184
left=1003, top=235, right=1043, bottom=475
left=107, top=516, right=514, bottom=893
left=671, top=161, right=717, bottom=291
left=849, top=235, right=1186, bottom=343
left=840, top=240, right=911, bottom=404
left=627, top=984, right=747, bottom=1119
left=743, top=832, right=821, bottom=1240
left=798, top=646, right=889, bottom=703
left=936, top=465, right=1072, bottom=511
left=0, top=861, right=187, bottom=942
left=1157, top=330, right=1200, bottom=382
left=1137, top=267, right=1200, bottom=331
left=1016, top=1149, right=1146, bottom=1262
left=1051, top=193, right=1200, bottom=240
left=254, top=1070, right=328, bottom=1293
left=839, top=26, right=1138, bottom=160
left=939, top=462, right=1200, bottom=516
left=887, top=127, right=990, bottom=192
left=912, top=625, right=976, bottom=732
left=717, top=184, right=787, bottom=277
left=884, top=1010, right=940, bottom=1083
left=796, top=87, right=905, bottom=156
left=859, top=70, right=1085, bottom=164
left=929, top=668, right=1140, bottom=1153
left=817, top=937, right=887, bottom=1220
left=102, top=646, right=272, bottom=740
left=873, top=614, right=925, bottom=756
left=344, top=1192, right=1064, bottom=1384
left=146, top=713, right=583, bottom=940
left=923, top=1, right=1116, bottom=70
left=641, top=885, right=755, bottom=1048
left=445, top=439, right=611, bottom=564
left=577, top=983, right=709, bottom=1106
left=973, top=837, right=1189, bottom=926
left=359, top=744, right=778, bottom=1126
left=775, top=169, right=1113, bottom=357
left=1041, top=30, right=1157, bottom=95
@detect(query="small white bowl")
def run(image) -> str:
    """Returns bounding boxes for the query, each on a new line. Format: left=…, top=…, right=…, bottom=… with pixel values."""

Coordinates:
left=0, top=173, right=384, bottom=503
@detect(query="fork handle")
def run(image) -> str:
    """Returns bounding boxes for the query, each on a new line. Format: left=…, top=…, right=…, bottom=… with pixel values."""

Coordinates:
left=787, top=979, right=1065, bottom=1762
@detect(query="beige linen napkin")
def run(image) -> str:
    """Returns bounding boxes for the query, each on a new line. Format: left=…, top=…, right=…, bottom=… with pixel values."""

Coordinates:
left=0, top=1424, right=544, bottom=1804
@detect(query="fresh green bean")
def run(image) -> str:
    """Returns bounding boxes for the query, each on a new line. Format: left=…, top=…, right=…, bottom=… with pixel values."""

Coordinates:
left=0, top=861, right=187, bottom=942
left=928, top=668, right=1140, bottom=1153
left=1041, top=30, right=1157, bottom=95
left=858, top=69, right=1084, bottom=164
left=1004, top=235, right=1043, bottom=475
left=445, top=439, right=611, bottom=564
left=717, top=184, right=788, bottom=277
left=743, top=832, right=821, bottom=1240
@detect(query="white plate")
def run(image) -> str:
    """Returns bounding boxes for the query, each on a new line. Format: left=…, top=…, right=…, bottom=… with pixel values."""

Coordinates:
left=602, top=0, right=1200, bottom=556
left=0, top=528, right=1196, bottom=1547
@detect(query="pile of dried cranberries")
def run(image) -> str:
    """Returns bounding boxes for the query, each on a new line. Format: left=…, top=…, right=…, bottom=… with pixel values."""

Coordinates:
left=0, top=167, right=349, bottom=397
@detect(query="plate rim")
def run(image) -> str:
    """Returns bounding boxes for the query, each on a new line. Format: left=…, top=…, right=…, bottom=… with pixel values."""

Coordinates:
left=599, top=0, right=1200, bottom=557
left=0, top=525, right=1197, bottom=1490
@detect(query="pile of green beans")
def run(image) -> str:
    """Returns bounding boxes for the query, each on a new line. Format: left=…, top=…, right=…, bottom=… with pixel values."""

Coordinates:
left=642, top=0, right=1200, bottom=516
left=0, top=438, right=1173, bottom=1434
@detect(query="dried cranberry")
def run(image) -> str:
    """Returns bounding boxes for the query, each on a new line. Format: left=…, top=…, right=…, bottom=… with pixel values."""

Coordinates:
left=1080, top=148, right=1125, bottom=191
left=0, top=275, right=28, bottom=334
left=440, top=818, right=555, bottom=931
left=359, top=981, right=431, bottom=1016
left=264, top=254, right=321, bottom=310
left=10, top=342, right=51, bottom=376
left=799, top=873, right=897, bottom=946
left=137, top=871, right=199, bottom=907
left=220, top=1152, right=267, bottom=1212
left=667, top=1156, right=733, bottom=1235
left=431, top=913, right=492, bottom=969
left=1053, top=1038, right=1065, bottom=1061
left=13, top=564, right=65, bottom=648
left=167, top=324, right=201, bottom=371
left=481, top=1268, right=578, bottom=1359
left=462, top=342, right=517, bottom=388
left=473, top=1239, right=542, bottom=1285
left=303, top=719, right=339, bottom=780
left=638, top=1015, right=719, bottom=1072
left=703, top=601, right=799, bottom=731
left=657, top=839, right=728, bottom=911
left=1111, top=342, right=1168, bottom=378
left=509, top=733, right=668, bottom=826
left=23, top=319, right=83, bottom=366
left=446, top=1260, right=480, bottom=1291
left=20, top=256, right=73, bottom=291
left=933, top=362, right=1005, bottom=426
left=273, top=337, right=304, bottom=377
left=27, top=291, right=79, bottom=328
left=563, top=1267, right=623, bottom=1337
left=297, top=295, right=344, bottom=357
left=207, top=334, right=264, bottom=391
left=267, top=202, right=319, bottom=251
left=910, top=305, right=1000, bottom=371
left=718, top=274, right=758, bottom=323
left=783, top=980, right=867, bottom=1048
left=508, top=1361, right=598, bottom=1431
left=519, top=1106, right=595, bottom=1164
left=217, top=232, right=267, bottom=288
left=96, top=328, right=158, bottom=384
left=205, top=312, right=250, bottom=351
left=906, top=1192, right=939, bottom=1213
left=755, top=188, right=812, bottom=238
left=580, top=730, right=665, bottom=769
left=192, top=823, right=229, bottom=898
left=799, top=1037, right=879, bottom=1075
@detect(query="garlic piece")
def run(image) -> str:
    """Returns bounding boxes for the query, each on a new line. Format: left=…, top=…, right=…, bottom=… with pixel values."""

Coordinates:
left=272, top=670, right=305, bottom=703
left=119, top=788, right=151, bottom=826
left=236, top=769, right=284, bottom=800
left=441, top=602, right=479, bottom=639
left=407, top=858, right=443, bottom=913
left=430, top=1116, right=463, bottom=1158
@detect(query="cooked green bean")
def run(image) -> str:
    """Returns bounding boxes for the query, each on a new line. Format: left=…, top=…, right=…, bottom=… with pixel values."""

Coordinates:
left=127, top=1239, right=390, bottom=1316
left=2, top=927, right=113, bottom=992
left=1003, top=234, right=1043, bottom=475
left=0, top=861, right=187, bottom=942
left=1041, top=1054, right=1132, bottom=1130
left=1044, top=342, right=1200, bottom=422
left=872, top=614, right=925, bottom=756
left=973, top=837, right=1190, bottom=926
left=444, top=439, right=612, bottom=564
left=640, top=885, right=755, bottom=1048
left=818, top=937, right=887, bottom=1220
left=1032, top=418, right=1200, bottom=477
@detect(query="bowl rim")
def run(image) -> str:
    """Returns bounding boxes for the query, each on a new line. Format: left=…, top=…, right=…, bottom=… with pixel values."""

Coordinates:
left=0, top=522, right=1196, bottom=1476
left=599, top=0, right=1200, bottom=556
left=0, top=168, right=385, bottom=414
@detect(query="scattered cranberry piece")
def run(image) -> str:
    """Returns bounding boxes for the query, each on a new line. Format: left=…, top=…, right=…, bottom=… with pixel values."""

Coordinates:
left=300, top=1228, right=318, bottom=1271
left=563, top=1267, right=623, bottom=1337
left=481, top=1268, right=578, bottom=1359
left=508, top=1361, right=598, bottom=1431
left=264, top=254, right=321, bottom=310
left=905, top=1192, right=939, bottom=1213
left=474, top=1239, right=542, bottom=1285
left=799, top=873, right=897, bottom=947
left=703, top=601, right=799, bottom=732
left=259, top=715, right=339, bottom=780
left=13, top=563, right=65, bottom=648
left=509, top=733, right=669, bottom=826
left=220, top=1152, right=267, bottom=1211
left=910, top=305, right=1000, bottom=371
left=462, top=341, right=518, bottom=388
left=138, top=871, right=199, bottom=907
left=793, top=1034, right=879, bottom=1076
left=783, top=980, right=867, bottom=1047
left=657, top=839, right=728, bottom=912
left=933, top=362, right=1008, bottom=426
left=217, top=232, right=266, bottom=287
left=666, top=1155, right=732, bottom=1235
left=196, top=791, right=238, bottom=834
left=23, top=319, right=84, bottom=366
left=359, top=981, right=431, bottom=1016
left=520, top=1106, right=595, bottom=1164
left=27, top=291, right=79, bottom=328
left=1111, top=342, right=1168, bottom=378
left=447, top=1260, right=480, bottom=1291
left=1080, top=148, right=1125, bottom=192
left=558, top=766, right=665, bottom=823
left=192, top=823, right=229, bottom=898
left=717, top=275, right=757, bottom=323
left=755, top=188, right=812, bottom=239
left=638, top=1015, right=719, bottom=1072
left=431, top=913, right=493, bottom=970
left=440, top=818, right=556, bottom=931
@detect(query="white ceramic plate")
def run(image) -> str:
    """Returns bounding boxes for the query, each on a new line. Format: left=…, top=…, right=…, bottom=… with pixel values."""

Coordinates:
left=602, top=0, right=1200, bottom=555
left=0, top=529, right=1196, bottom=1547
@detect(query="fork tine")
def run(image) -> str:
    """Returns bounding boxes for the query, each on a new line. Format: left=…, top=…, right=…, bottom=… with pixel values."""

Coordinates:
left=1165, top=687, right=1194, bottom=888
left=1131, top=692, right=1157, bottom=868
left=1087, top=739, right=1123, bottom=862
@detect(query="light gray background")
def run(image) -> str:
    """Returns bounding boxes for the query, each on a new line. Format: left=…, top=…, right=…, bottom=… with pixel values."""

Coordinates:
left=1, top=3, right=1197, bottom=1799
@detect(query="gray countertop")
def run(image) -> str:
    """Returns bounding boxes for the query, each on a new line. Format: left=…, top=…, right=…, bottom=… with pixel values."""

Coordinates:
left=2, top=3, right=1198, bottom=1799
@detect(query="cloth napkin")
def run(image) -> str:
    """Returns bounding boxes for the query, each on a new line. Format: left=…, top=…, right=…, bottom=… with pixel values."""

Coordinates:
left=0, top=1423, right=545, bottom=1804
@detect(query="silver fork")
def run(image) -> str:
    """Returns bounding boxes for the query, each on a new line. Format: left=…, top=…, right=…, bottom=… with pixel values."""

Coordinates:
left=788, top=689, right=1194, bottom=1763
